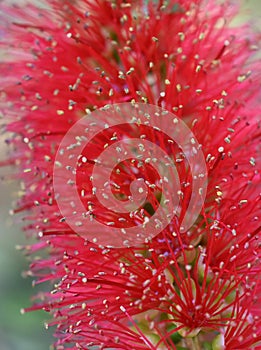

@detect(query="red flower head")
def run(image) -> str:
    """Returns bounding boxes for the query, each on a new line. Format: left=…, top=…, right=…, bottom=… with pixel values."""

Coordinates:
left=0, top=0, right=260, bottom=349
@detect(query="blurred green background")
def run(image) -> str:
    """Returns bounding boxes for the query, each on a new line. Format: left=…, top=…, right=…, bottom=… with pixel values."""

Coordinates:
left=0, top=1, right=260, bottom=349
left=0, top=159, right=53, bottom=350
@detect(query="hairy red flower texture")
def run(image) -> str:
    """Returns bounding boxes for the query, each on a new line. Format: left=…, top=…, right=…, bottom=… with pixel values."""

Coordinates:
left=0, top=0, right=260, bottom=349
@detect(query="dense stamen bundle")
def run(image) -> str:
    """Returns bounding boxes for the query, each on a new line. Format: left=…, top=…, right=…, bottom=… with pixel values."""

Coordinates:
left=0, top=0, right=260, bottom=349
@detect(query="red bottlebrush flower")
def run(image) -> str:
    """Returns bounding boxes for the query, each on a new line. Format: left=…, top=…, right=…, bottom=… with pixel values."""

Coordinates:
left=0, top=0, right=260, bottom=349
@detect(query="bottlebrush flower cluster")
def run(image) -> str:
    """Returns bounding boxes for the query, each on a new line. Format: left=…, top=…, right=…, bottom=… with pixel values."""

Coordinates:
left=0, top=0, right=260, bottom=349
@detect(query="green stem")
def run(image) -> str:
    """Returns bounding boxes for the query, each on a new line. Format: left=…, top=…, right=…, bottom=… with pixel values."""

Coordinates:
left=192, top=336, right=201, bottom=350
left=185, top=336, right=201, bottom=350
